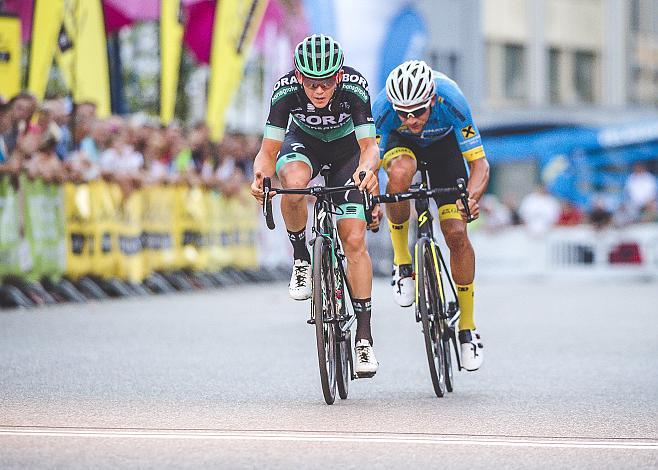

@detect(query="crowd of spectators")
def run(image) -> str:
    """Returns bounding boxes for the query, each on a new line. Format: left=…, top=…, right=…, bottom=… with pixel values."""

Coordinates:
left=478, top=170, right=658, bottom=234
left=1, top=91, right=657, bottom=232
left=0, top=92, right=259, bottom=198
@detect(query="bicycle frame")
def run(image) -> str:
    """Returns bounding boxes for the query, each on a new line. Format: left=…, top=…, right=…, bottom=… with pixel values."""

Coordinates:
left=413, top=170, right=461, bottom=329
left=262, top=171, right=373, bottom=389
left=309, top=192, right=357, bottom=334
left=373, top=169, right=469, bottom=376
left=417, top=169, right=464, bottom=372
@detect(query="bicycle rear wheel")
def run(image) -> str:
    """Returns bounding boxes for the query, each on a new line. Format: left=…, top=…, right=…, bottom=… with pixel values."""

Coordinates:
left=312, top=238, right=337, bottom=405
left=415, top=238, right=446, bottom=398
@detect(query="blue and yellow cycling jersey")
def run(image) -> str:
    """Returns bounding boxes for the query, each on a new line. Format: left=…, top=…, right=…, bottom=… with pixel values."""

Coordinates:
left=372, top=71, right=485, bottom=163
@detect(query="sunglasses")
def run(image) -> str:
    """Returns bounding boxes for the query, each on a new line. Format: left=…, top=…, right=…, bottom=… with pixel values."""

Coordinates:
left=396, top=102, right=431, bottom=119
left=302, top=76, right=337, bottom=90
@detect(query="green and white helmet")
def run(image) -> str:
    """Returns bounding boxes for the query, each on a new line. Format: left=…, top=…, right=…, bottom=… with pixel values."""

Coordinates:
left=294, top=34, right=344, bottom=79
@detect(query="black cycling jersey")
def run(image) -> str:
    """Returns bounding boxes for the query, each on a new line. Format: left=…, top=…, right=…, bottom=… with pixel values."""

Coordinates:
left=263, top=66, right=376, bottom=143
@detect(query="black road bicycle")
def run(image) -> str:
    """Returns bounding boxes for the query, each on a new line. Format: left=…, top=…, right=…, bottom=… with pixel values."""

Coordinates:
left=262, top=170, right=373, bottom=405
left=373, top=161, right=473, bottom=397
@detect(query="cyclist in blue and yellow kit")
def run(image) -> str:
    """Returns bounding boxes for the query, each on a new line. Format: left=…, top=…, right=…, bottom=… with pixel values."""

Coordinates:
left=372, top=60, right=489, bottom=371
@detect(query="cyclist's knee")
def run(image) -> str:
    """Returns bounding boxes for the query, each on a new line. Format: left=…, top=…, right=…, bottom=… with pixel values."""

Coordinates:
left=442, top=224, right=469, bottom=251
left=340, top=229, right=367, bottom=259
left=279, top=162, right=311, bottom=189
left=386, top=156, right=416, bottom=187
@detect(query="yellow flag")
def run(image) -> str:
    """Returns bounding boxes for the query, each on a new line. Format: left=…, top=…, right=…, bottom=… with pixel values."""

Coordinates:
left=72, top=0, right=111, bottom=117
left=26, top=1, right=65, bottom=101
left=0, top=15, right=22, bottom=99
left=160, top=0, right=184, bottom=125
left=206, top=0, right=269, bottom=142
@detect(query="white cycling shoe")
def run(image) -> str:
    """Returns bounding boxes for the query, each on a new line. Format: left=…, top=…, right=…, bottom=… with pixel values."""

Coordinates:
left=289, top=259, right=312, bottom=301
left=354, top=339, right=378, bottom=378
left=459, top=329, right=484, bottom=371
left=391, top=264, right=414, bottom=307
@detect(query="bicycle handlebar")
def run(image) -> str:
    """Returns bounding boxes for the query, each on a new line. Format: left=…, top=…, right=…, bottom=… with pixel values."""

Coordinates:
left=262, top=171, right=375, bottom=231
left=372, top=178, right=474, bottom=223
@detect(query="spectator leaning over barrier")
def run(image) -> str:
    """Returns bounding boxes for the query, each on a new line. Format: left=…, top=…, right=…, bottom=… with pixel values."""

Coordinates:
left=518, top=184, right=560, bottom=234
left=49, top=98, right=73, bottom=160
left=4, top=92, right=37, bottom=156
left=143, top=128, right=170, bottom=184
left=99, top=119, right=144, bottom=196
left=23, top=133, right=64, bottom=184
left=99, top=120, right=144, bottom=176
left=31, top=105, right=62, bottom=149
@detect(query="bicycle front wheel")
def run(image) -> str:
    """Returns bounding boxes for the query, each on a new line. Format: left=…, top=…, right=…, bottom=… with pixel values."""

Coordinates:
left=312, top=237, right=337, bottom=405
left=415, top=238, right=446, bottom=398
left=336, top=326, right=351, bottom=400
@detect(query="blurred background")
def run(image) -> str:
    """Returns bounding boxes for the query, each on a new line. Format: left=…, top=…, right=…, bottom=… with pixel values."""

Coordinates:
left=0, top=0, right=657, bottom=307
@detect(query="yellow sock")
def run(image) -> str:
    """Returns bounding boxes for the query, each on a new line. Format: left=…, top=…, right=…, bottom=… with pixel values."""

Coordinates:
left=457, top=283, right=475, bottom=331
left=388, top=218, right=412, bottom=265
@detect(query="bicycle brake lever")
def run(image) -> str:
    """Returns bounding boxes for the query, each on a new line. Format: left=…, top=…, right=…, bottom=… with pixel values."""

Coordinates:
left=455, top=178, right=474, bottom=223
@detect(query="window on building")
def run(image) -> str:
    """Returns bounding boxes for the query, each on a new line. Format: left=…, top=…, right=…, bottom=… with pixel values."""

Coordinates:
left=549, top=48, right=560, bottom=104
left=504, top=44, right=526, bottom=100
left=574, top=50, right=596, bottom=103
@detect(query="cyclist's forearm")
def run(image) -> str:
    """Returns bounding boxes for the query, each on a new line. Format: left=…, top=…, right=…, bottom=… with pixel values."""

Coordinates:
left=253, top=151, right=276, bottom=176
left=253, top=139, right=281, bottom=177
left=358, top=142, right=380, bottom=173
left=466, top=157, right=490, bottom=201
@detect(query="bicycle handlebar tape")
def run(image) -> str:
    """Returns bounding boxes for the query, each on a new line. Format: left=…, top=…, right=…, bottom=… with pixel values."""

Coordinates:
left=263, top=177, right=276, bottom=230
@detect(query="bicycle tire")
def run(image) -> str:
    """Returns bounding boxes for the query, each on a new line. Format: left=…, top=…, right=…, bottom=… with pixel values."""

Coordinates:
left=444, top=325, right=455, bottom=393
left=415, top=238, right=446, bottom=398
left=312, top=237, right=337, bottom=405
left=335, top=262, right=350, bottom=399
left=336, top=326, right=350, bottom=400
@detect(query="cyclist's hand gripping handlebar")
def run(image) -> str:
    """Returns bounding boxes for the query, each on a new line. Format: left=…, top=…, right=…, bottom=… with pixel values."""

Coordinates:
left=262, top=177, right=276, bottom=230
left=455, top=177, right=474, bottom=223
left=358, top=171, right=380, bottom=232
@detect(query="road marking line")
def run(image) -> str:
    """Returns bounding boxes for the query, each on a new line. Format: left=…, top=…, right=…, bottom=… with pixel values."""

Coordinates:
left=0, top=428, right=656, bottom=450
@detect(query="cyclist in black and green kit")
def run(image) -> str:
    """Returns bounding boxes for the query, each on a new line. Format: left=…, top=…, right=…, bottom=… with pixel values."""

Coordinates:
left=250, top=34, right=380, bottom=376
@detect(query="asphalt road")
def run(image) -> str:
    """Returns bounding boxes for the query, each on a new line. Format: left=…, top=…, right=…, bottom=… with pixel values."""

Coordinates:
left=1, top=279, right=657, bottom=469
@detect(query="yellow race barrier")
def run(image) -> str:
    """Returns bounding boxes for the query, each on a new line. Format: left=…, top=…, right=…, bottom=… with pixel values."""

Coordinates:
left=62, top=180, right=258, bottom=281
left=63, top=182, right=92, bottom=280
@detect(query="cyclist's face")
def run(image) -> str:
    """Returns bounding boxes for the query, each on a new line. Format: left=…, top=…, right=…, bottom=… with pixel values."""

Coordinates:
left=296, top=70, right=342, bottom=109
left=395, top=96, right=436, bottom=134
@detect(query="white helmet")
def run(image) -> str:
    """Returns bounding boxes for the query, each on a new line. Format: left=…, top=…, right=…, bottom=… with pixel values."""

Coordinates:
left=385, top=60, right=435, bottom=110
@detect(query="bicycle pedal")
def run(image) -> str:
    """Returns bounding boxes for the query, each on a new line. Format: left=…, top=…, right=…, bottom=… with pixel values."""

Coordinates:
left=306, top=318, right=315, bottom=325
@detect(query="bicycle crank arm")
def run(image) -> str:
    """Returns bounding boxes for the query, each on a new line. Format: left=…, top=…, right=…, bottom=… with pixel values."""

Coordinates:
left=340, top=314, right=356, bottom=333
